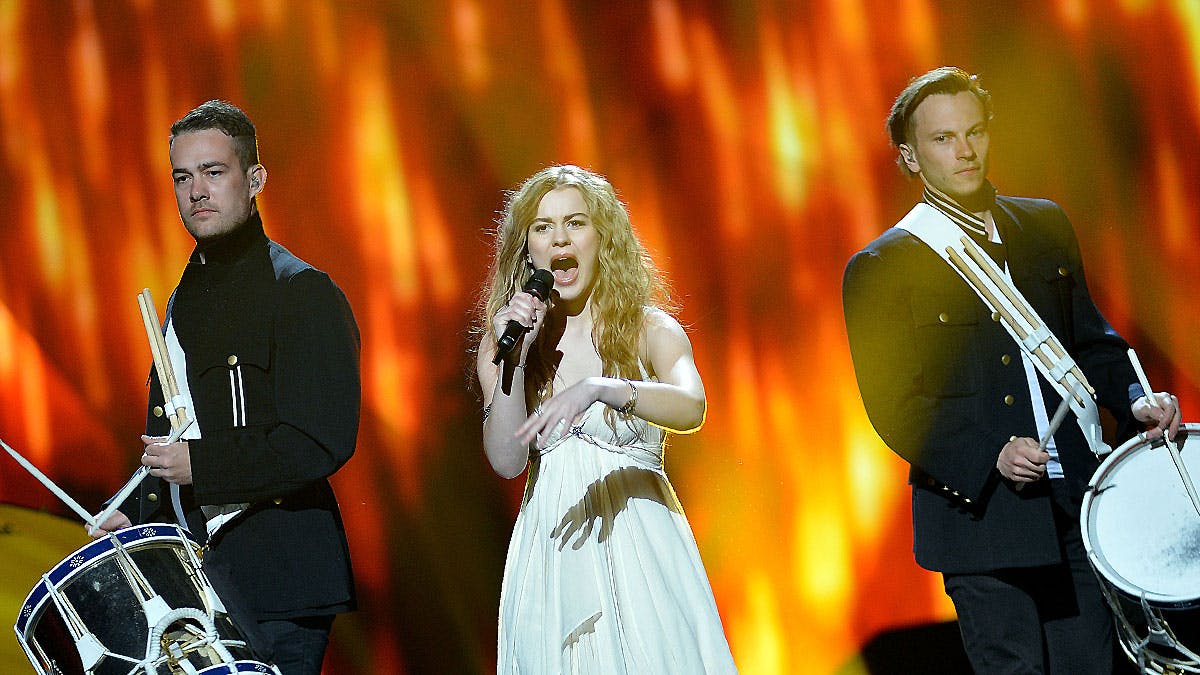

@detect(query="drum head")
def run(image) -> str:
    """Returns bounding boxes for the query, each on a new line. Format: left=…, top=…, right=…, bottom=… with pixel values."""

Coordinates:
left=1083, top=423, right=1200, bottom=608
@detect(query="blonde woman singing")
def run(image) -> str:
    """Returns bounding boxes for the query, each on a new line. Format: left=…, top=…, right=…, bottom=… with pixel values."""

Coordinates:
left=474, top=165, right=737, bottom=673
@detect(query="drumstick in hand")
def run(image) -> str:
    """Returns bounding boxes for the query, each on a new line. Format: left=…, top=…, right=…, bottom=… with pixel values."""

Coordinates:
left=89, top=417, right=194, bottom=535
left=1128, top=349, right=1199, bottom=517
left=90, top=291, right=190, bottom=535
left=137, top=290, right=188, bottom=431
left=1039, top=390, right=1076, bottom=457
left=1015, top=389, right=1077, bottom=492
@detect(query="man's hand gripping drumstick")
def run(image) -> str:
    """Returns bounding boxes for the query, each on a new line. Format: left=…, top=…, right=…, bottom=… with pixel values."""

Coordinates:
left=1000, top=386, right=1078, bottom=490
left=90, top=416, right=193, bottom=535
left=90, top=290, right=193, bottom=536
left=1127, top=349, right=1194, bottom=516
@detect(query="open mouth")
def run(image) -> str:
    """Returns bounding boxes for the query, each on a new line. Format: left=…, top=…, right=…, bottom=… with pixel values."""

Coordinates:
left=550, top=255, right=579, bottom=285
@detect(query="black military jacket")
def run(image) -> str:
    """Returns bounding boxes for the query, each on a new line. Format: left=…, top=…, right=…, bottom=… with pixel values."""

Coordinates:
left=121, top=212, right=360, bottom=619
left=844, top=195, right=1138, bottom=573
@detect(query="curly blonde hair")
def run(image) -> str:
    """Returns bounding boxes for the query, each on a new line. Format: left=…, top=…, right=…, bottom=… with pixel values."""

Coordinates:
left=472, top=165, right=674, bottom=412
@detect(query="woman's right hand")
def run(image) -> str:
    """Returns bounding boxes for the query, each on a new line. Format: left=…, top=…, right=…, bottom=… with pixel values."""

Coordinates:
left=492, top=291, right=548, bottom=363
left=482, top=290, right=549, bottom=479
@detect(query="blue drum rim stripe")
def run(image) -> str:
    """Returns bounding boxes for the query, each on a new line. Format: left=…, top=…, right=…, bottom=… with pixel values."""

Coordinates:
left=196, top=660, right=277, bottom=674
left=14, top=523, right=198, bottom=634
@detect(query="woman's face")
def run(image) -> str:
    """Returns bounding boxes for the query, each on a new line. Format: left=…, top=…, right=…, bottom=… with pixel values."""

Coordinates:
left=525, top=186, right=600, bottom=311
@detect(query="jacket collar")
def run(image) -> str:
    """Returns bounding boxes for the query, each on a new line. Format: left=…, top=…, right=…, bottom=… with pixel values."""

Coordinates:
left=189, top=210, right=267, bottom=265
left=921, top=181, right=997, bottom=237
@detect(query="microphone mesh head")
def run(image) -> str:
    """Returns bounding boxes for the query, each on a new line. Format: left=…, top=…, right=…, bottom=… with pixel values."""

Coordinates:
left=526, top=269, right=554, bottom=301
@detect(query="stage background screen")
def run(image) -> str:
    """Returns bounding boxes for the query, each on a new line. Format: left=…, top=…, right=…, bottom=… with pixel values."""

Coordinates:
left=0, top=1, right=1197, bottom=673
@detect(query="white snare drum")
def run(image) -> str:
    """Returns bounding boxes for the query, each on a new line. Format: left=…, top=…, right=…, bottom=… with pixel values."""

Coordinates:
left=1082, top=423, right=1200, bottom=673
left=14, top=523, right=280, bottom=675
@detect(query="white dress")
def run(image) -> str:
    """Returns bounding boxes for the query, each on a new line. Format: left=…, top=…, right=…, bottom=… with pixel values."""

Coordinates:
left=497, top=400, right=738, bottom=674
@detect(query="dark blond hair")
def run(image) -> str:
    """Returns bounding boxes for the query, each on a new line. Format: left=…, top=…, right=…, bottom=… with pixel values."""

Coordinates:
left=886, top=67, right=993, bottom=177
left=473, top=165, right=674, bottom=413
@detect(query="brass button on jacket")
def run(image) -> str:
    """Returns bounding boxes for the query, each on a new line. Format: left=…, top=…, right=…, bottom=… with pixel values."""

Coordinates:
left=1004, top=395, right=1015, bottom=406
left=227, top=354, right=239, bottom=366
left=153, top=406, right=164, bottom=418
left=1001, top=354, right=1012, bottom=365
left=147, top=493, right=158, bottom=502
left=938, top=312, right=950, bottom=323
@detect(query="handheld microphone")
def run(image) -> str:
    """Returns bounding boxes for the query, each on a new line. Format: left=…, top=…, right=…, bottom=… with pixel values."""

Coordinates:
left=492, top=269, right=554, bottom=365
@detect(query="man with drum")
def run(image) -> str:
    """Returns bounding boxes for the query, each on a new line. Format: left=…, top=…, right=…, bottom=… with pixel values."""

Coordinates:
left=96, top=100, right=360, bottom=675
left=843, top=66, right=1181, bottom=673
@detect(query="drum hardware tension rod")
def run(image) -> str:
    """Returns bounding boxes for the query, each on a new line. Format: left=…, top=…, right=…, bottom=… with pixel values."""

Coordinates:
left=1128, top=349, right=1200, bottom=517
left=41, top=573, right=108, bottom=671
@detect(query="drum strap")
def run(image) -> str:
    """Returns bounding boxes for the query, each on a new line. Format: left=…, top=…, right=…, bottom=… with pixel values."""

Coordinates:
left=896, top=202, right=1111, bottom=457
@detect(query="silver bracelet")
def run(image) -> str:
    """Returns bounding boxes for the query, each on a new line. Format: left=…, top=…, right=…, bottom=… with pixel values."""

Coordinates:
left=616, top=378, right=638, bottom=415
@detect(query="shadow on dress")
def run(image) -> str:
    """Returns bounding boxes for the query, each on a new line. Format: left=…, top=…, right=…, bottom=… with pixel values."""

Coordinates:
left=550, top=465, right=680, bottom=551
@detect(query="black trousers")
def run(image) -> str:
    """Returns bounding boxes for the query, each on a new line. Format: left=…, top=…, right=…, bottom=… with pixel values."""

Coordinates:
left=256, top=615, right=335, bottom=675
left=943, top=480, right=1113, bottom=675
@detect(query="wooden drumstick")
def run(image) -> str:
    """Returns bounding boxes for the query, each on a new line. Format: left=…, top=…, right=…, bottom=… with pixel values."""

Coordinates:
left=142, top=289, right=183, bottom=410
left=1039, top=387, right=1077, bottom=454
left=959, top=239, right=1039, bottom=327
left=949, top=245, right=1091, bottom=404
left=88, top=292, right=192, bottom=534
left=137, top=292, right=177, bottom=428
left=1128, top=349, right=1199, bottom=517
left=89, top=417, right=194, bottom=534
left=958, top=238, right=1095, bottom=398
left=1011, top=388, right=1077, bottom=492
left=137, top=289, right=188, bottom=430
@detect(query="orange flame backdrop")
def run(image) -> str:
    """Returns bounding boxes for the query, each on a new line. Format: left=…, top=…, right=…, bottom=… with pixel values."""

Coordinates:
left=0, top=1, right=1198, bottom=673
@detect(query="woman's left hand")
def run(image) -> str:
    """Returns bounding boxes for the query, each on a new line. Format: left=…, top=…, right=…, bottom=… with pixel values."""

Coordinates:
left=515, top=378, right=604, bottom=446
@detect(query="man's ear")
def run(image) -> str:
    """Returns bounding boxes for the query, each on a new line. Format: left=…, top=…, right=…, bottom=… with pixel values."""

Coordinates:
left=248, top=164, right=267, bottom=197
left=898, top=144, right=920, bottom=174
